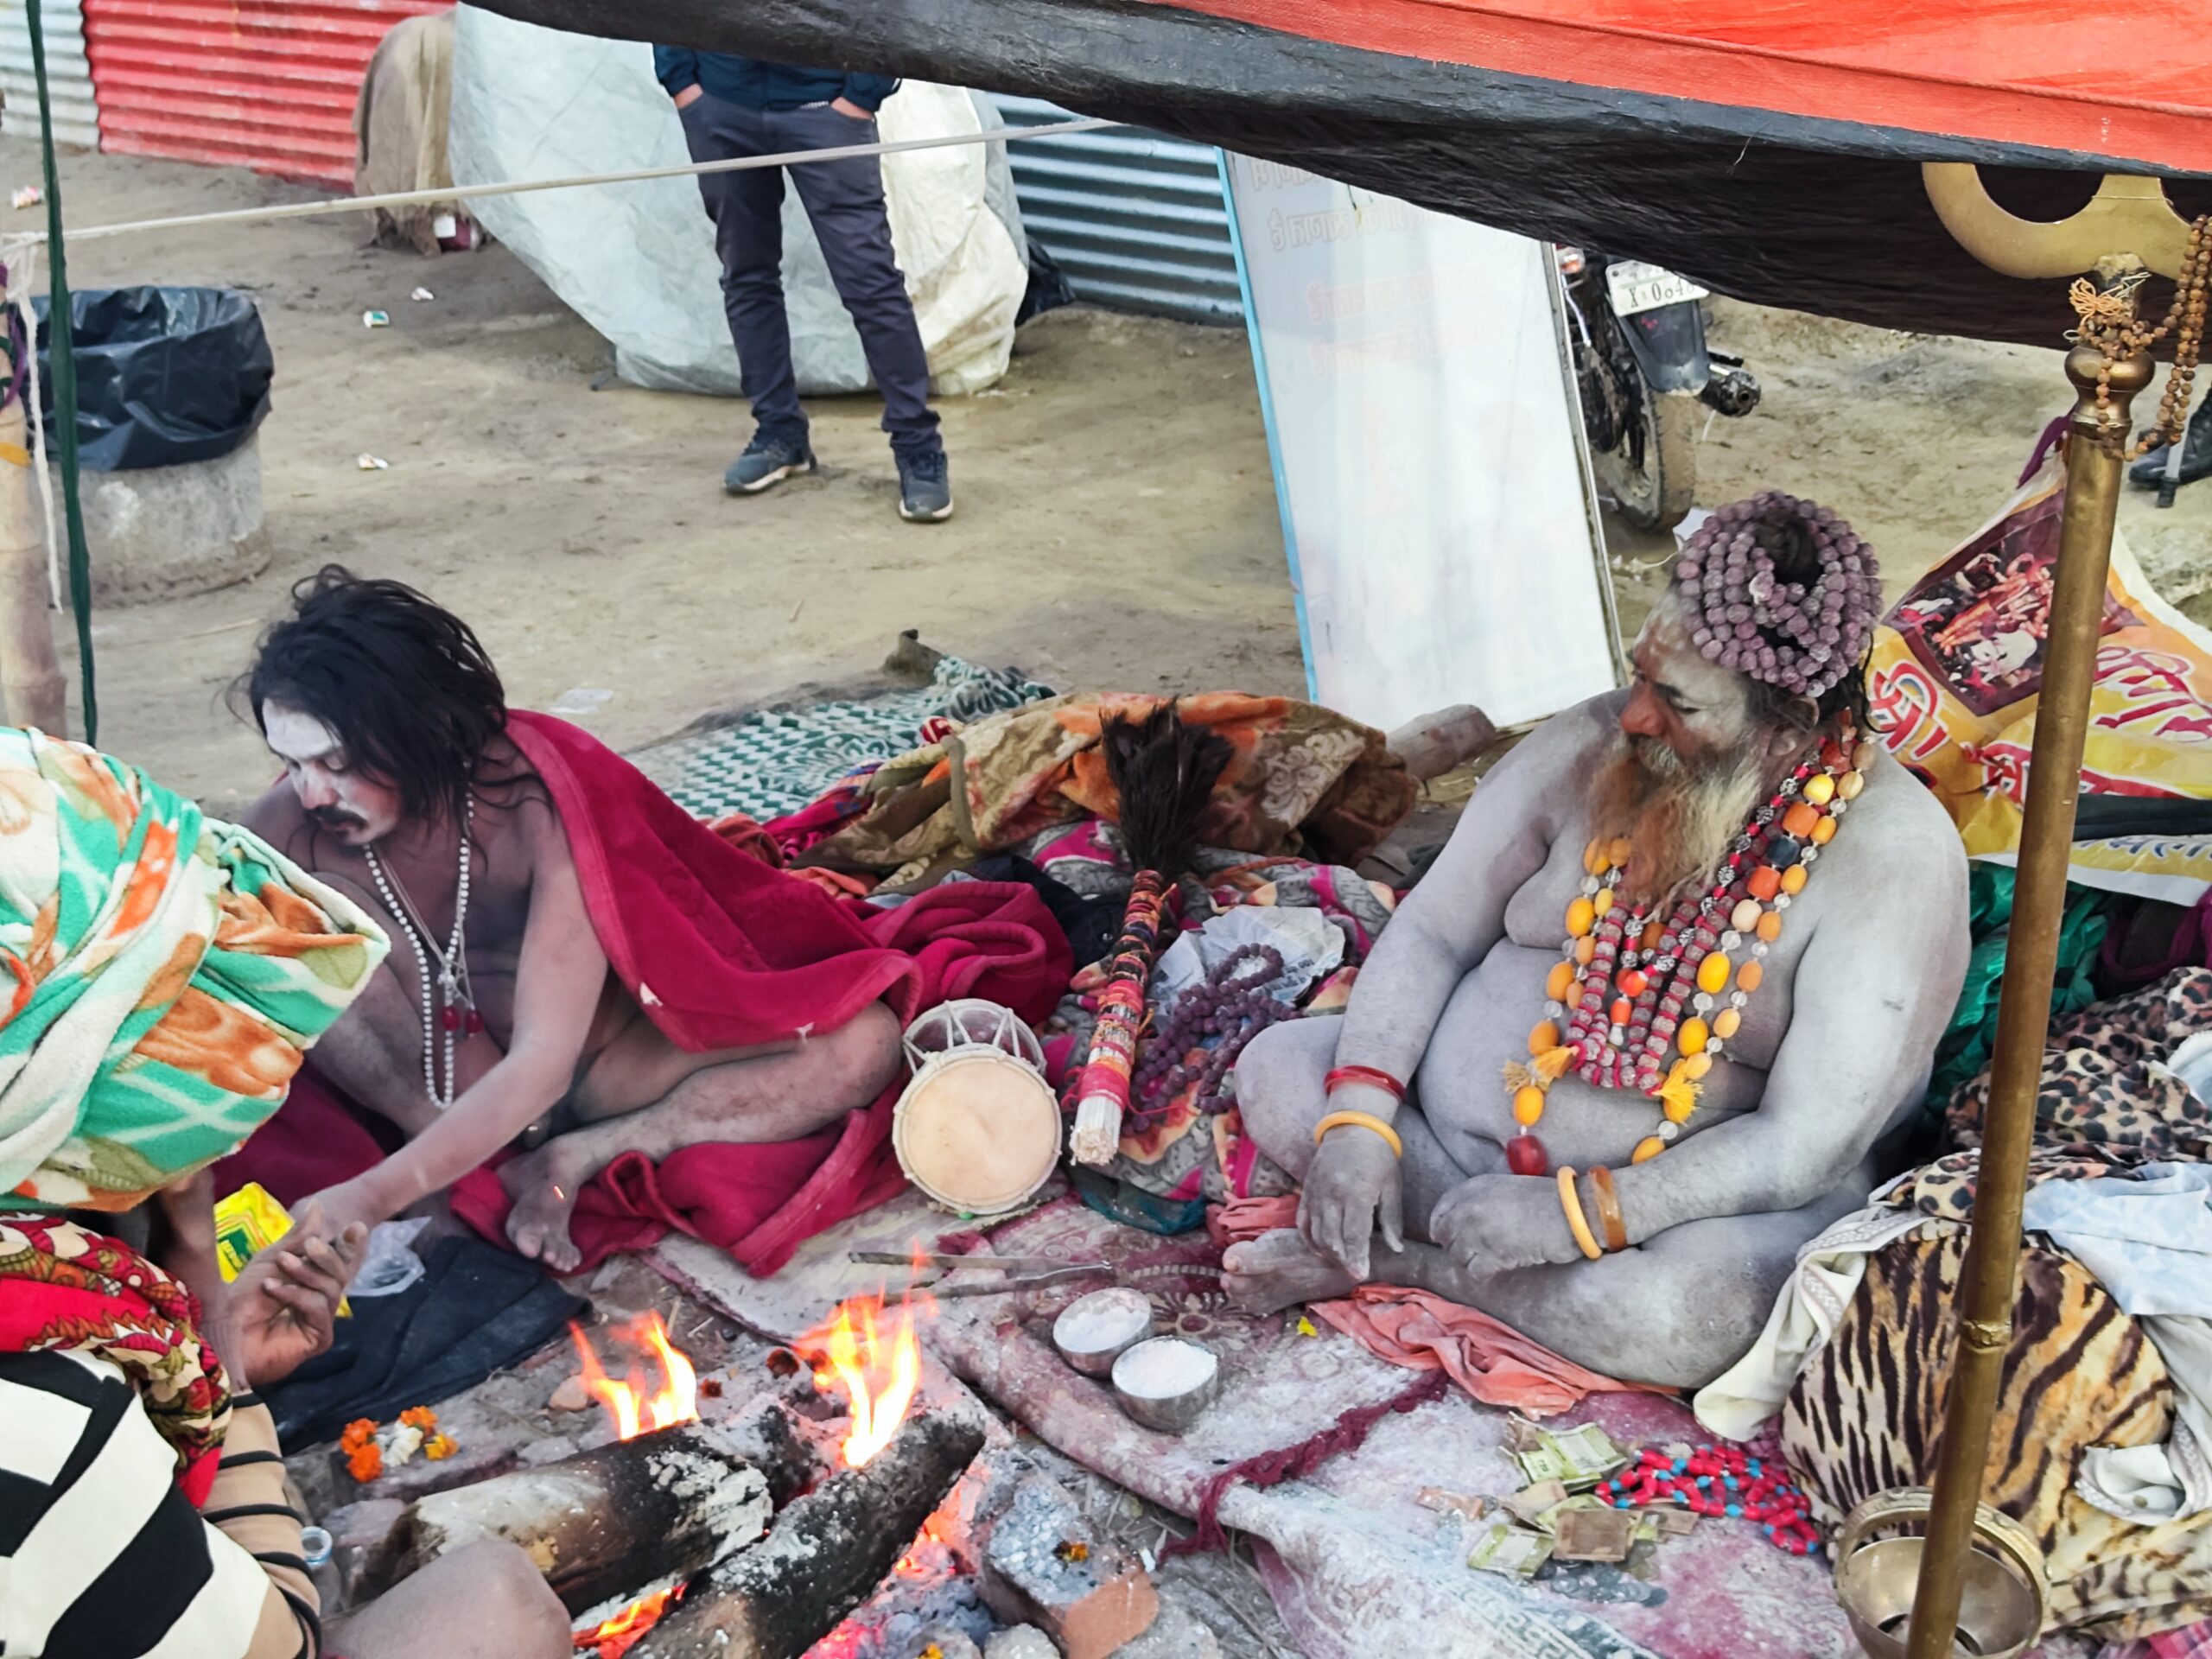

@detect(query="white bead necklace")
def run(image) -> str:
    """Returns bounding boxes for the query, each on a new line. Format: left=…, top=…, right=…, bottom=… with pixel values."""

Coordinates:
left=362, top=792, right=475, bottom=1110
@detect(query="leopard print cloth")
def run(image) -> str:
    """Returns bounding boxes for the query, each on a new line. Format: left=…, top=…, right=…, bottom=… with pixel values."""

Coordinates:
left=1891, top=969, right=2212, bottom=1224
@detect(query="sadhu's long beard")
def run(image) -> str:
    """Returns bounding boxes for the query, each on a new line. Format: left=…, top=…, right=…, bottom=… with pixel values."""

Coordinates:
left=1588, top=734, right=1769, bottom=908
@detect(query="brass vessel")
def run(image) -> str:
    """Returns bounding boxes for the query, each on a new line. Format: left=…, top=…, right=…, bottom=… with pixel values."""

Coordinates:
left=1835, top=1489, right=2046, bottom=1659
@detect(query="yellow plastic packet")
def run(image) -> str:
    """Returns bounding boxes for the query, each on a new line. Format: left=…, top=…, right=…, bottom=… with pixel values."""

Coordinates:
left=214, top=1181, right=350, bottom=1317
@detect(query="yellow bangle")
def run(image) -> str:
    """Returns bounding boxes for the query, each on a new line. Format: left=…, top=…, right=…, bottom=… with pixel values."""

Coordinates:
left=1558, top=1166, right=1604, bottom=1261
left=1313, top=1109, right=1403, bottom=1159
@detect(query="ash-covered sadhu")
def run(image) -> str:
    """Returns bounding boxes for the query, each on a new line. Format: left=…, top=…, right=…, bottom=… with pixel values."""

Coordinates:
left=1227, top=493, right=1970, bottom=1389
left=232, top=568, right=1063, bottom=1274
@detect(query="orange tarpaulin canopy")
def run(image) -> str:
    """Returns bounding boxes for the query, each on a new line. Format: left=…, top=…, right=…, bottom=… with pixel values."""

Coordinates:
left=496, top=0, right=2211, bottom=342
left=1165, top=0, right=2210, bottom=175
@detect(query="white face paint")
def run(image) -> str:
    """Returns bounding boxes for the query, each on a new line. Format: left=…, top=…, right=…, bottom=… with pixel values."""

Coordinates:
left=262, top=701, right=404, bottom=845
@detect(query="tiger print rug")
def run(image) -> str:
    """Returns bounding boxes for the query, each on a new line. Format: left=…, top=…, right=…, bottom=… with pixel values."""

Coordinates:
left=1779, top=969, right=2212, bottom=1640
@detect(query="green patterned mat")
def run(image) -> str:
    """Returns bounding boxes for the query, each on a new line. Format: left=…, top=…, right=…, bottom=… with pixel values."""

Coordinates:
left=631, top=655, right=1054, bottom=823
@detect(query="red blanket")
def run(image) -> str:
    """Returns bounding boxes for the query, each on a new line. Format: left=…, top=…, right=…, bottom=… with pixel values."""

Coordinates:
left=219, top=713, right=1071, bottom=1276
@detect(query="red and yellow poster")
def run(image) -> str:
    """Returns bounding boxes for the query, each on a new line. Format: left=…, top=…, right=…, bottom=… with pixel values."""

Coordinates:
left=1870, top=452, right=2212, bottom=903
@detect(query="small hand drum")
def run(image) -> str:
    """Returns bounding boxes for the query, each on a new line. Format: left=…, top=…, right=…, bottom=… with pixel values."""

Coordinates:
left=892, top=1000, right=1060, bottom=1217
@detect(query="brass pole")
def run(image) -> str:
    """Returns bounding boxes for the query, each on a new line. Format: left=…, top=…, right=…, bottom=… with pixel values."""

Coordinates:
left=1903, top=293, right=2153, bottom=1658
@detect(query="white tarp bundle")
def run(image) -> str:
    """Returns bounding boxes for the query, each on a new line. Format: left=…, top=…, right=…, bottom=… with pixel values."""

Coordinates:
left=448, top=5, right=1027, bottom=396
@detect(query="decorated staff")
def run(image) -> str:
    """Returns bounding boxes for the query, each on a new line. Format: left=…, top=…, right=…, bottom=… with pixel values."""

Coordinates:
left=1069, top=702, right=1233, bottom=1166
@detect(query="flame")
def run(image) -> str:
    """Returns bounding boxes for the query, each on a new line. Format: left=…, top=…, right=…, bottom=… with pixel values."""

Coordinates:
left=799, top=1287, right=933, bottom=1468
left=573, top=1584, right=680, bottom=1658
left=569, top=1313, right=698, bottom=1442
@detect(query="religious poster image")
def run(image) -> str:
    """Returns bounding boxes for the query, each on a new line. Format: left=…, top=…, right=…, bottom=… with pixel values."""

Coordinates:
left=1887, top=485, right=2139, bottom=718
left=1869, top=448, right=2212, bottom=903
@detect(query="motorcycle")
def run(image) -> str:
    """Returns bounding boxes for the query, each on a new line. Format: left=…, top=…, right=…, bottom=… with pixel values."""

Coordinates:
left=1558, top=249, right=1762, bottom=533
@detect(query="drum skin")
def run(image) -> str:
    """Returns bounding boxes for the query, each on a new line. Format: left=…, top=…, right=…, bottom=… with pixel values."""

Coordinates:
left=893, top=1048, right=1061, bottom=1215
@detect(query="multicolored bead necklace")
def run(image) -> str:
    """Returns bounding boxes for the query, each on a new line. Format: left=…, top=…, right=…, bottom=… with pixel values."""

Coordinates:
left=1503, top=727, right=1872, bottom=1176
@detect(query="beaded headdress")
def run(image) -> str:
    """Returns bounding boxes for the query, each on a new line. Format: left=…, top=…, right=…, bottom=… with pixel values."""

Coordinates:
left=1671, top=492, right=1881, bottom=701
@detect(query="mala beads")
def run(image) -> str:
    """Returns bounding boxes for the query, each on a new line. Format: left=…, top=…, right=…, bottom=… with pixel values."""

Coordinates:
left=1506, top=727, right=1869, bottom=1179
left=362, top=791, right=480, bottom=1111
left=1133, top=943, right=1290, bottom=1119
left=2069, top=212, right=2211, bottom=454
left=1675, top=493, right=1882, bottom=700
left=1598, top=1444, right=1821, bottom=1556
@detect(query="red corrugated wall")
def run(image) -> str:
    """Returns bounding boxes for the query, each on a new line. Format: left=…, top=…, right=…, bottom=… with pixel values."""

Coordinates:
left=83, top=1, right=449, bottom=189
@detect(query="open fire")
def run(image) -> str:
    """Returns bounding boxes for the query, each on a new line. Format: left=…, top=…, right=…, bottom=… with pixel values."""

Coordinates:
left=572, top=1313, right=699, bottom=1442
left=799, top=1287, right=936, bottom=1468
left=572, top=1583, right=680, bottom=1659
left=568, top=1315, right=701, bottom=1654
left=557, top=1288, right=954, bottom=1659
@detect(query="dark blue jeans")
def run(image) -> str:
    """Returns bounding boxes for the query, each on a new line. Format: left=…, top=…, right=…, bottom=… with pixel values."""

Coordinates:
left=678, top=94, right=941, bottom=458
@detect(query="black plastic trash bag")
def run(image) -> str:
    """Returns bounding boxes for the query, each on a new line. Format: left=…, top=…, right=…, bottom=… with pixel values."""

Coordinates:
left=34, top=286, right=273, bottom=472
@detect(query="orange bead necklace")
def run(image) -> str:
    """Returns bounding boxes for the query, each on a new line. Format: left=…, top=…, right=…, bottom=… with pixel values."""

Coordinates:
left=1503, top=728, right=1870, bottom=1177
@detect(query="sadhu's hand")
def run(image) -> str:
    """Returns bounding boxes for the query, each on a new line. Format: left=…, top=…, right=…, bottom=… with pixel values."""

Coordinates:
left=1298, top=1116, right=1402, bottom=1282
left=1428, top=1172, right=1584, bottom=1277
left=229, top=1206, right=366, bottom=1388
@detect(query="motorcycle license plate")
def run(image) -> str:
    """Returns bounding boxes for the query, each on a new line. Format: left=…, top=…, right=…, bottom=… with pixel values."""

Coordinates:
left=1606, top=261, right=1708, bottom=316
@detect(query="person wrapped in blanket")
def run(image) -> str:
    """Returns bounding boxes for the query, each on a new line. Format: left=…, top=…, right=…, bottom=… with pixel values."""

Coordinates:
left=0, top=728, right=570, bottom=1659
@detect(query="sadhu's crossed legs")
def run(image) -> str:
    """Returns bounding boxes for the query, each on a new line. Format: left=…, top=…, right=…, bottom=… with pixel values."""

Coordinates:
left=499, top=1001, right=903, bottom=1268
left=1224, top=1014, right=1870, bottom=1389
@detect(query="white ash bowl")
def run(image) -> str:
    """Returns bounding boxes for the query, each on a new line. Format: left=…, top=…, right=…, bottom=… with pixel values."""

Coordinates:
left=1111, top=1337, right=1220, bottom=1433
left=1052, top=1287, right=1154, bottom=1377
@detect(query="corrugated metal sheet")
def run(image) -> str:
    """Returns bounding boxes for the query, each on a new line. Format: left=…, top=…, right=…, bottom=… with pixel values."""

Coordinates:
left=83, top=0, right=447, bottom=188
left=989, top=93, right=1240, bottom=323
left=1, top=0, right=100, bottom=151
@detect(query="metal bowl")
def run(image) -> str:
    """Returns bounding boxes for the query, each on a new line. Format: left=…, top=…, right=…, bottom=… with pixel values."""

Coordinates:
left=1833, top=1488, right=2046, bottom=1659
left=1111, top=1337, right=1221, bottom=1434
left=1053, top=1287, right=1154, bottom=1377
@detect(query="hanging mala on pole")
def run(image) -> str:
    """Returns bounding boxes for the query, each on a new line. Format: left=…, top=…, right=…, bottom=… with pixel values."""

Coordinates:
left=1068, top=701, right=1232, bottom=1166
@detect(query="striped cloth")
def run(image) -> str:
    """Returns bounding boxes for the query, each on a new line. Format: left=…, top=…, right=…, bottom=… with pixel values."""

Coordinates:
left=0, top=1351, right=315, bottom=1659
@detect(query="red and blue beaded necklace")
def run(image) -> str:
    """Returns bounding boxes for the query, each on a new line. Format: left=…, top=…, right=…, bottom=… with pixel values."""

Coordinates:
left=1502, top=727, right=1872, bottom=1177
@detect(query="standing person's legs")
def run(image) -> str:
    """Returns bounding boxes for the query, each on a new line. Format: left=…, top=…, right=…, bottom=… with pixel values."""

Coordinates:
left=679, top=95, right=806, bottom=442
left=771, top=104, right=941, bottom=459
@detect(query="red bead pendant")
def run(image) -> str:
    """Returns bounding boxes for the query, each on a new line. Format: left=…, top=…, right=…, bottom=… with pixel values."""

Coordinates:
left=440, top=1006, right=461, bottom=1033
left=1506, top=1134, right=1549, bottom=1176
left=466, top=1009, right=485, bottom=1035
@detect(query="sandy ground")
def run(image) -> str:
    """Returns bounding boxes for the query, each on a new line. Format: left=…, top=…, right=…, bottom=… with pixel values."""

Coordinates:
left=8, top=137, right=2209, bottom=812
left=7, top=137, right=1295, bottom=812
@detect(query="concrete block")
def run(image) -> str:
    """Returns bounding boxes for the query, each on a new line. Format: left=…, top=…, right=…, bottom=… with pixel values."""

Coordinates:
left=977, top=1473, right=1158, bottom=1659
left=1111, top=1598, right=1221, bottom=1659
left=984, top=1628, right=1058, bottom=1659
left=60, top=434, right=269, bottom=606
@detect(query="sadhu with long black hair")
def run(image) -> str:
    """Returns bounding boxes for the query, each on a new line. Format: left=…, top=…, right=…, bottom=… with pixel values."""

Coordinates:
left=231, top=567, right=1059, bottom=1278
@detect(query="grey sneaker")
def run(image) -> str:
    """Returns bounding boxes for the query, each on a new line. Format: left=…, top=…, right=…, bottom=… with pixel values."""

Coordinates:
left=897, top=448, right=954, bottom=522
left=724, top=427, right=814, bottom=494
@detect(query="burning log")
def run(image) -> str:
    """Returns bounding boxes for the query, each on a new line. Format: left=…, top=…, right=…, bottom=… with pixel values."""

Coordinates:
left=369, top=1421, right=772, bottom=1614
left=630, top=1411, right=985, bottom=1659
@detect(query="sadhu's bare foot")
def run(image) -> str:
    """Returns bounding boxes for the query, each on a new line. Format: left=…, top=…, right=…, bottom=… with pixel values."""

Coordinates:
left=1222, top=1228, right=1360, bottom=1315
left=501, top=1147, right=584, bottom=1273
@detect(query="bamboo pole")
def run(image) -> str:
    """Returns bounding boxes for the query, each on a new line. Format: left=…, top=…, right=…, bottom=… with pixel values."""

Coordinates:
left=1902, top=281, right=2152, bottom=1657
left=0, top=401, right=66, bottom=734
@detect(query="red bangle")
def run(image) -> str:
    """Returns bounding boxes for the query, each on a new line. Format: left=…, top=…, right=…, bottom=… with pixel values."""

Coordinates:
left=1325, top=1065, right=1406, bottom=1102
